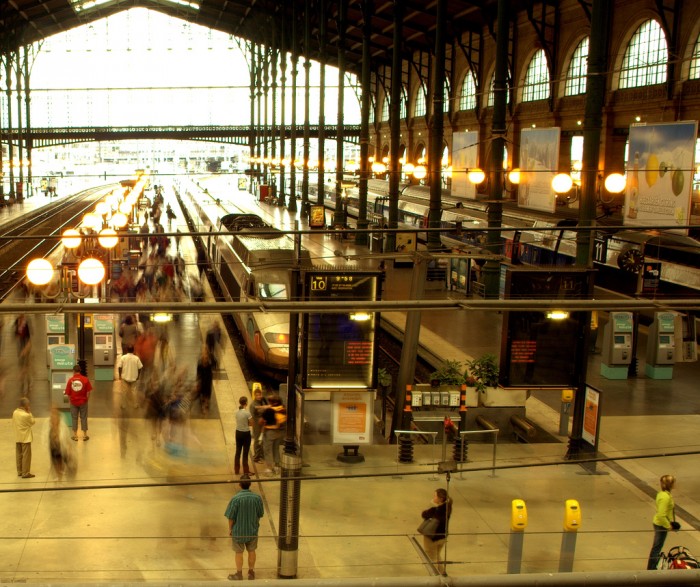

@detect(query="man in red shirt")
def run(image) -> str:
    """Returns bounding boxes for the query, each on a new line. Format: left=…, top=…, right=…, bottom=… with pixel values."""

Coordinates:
left=64, top=365, right=93, bottom=441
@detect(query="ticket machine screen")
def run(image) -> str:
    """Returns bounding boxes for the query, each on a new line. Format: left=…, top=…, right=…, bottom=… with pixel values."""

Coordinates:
left=614, top=335, right=625, bottom=344
left=659, top=335, right=671, bottom=344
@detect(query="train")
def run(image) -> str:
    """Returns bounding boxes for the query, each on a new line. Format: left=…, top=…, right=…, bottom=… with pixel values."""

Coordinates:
left=179, top=185, right=311, bottom=376
left=302, top=177, right=700, bottom=300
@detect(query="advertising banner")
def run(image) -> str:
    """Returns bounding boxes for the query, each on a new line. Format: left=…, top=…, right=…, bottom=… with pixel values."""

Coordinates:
left=518, top=127, right=561, bottom=213
left=624, top=121, right=698, bottom=232
left=451, top=131, right=479, bottom=199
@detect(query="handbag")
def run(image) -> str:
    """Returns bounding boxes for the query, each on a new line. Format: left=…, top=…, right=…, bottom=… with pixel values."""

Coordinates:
left=417, top=517, right=439, bottom=537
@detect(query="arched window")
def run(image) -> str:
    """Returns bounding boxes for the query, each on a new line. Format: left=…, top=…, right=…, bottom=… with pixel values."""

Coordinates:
left=565, top=37, right=589, bottom=96
left=690, top=34, right=700, bottom=79
left=619, top=20, right=667, bottom=89
left=443, top=80, right=451, bottom=113
left=522, top=49, right=550, bottom=102
left=400, top=87, right=407, bottom=119
left=381, top=97, right=390, bottom=122
left=459, top=71, right=477, bottom=110
left=414, top=83, right=427, bottom=117
left=487, top=71, right=510, bottom=107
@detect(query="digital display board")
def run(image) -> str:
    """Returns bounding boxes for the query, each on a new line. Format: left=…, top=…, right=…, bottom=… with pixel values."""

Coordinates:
left=499, top=268, right=594, bottom=388
left=302, top=271, right=379, bottom=389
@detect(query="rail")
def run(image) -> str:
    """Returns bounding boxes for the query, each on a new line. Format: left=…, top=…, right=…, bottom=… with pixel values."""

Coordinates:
left=457, top=429, right=500, bottom=478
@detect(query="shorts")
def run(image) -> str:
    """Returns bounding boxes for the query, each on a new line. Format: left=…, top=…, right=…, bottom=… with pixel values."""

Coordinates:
left=232, top=537, right=258, bottom=553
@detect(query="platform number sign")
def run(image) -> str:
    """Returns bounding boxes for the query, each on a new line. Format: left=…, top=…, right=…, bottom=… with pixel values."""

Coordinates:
left=302, top=271, right=380, bottom=390
left=593, top=235, right=608, bottom=264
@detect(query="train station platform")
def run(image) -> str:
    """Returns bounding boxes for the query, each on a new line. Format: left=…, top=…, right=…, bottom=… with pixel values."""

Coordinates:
left=0, top=176, right=698, bottom=583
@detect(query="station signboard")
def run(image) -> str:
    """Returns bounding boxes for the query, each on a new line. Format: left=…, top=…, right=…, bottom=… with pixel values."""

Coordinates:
left=302, top=270, right=379, bottom=389
left=499, top=267, right=594, bottom=388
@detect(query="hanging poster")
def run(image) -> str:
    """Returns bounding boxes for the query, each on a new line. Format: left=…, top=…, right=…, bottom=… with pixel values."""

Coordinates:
left=451, top=131, right=479, bottom=199
left=518, top=127, right=560, bottom=213
left=331, top=390, right=373, bottom=445
left=624, top=121, right=698, bottom=233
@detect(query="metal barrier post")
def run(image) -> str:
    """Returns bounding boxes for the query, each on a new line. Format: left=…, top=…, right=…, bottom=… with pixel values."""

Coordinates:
left=559, top=499, right=581, bottom=572
left=507, top=499, right=527, bottom=574
left=393, top=430, right=438, bottom=478
left=457, top=429, right=499, bottom=478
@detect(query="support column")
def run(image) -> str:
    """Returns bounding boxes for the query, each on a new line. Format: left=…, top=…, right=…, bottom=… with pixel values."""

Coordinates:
left=0, top=54, right=5, bottom=204
left=279, top=34, right=288, bottom=207
left=23, top=45, right=32, bottom=198
left=271, top=25, right=279, bottom=200
left=301, top=0, right=312, bottom=216
left=16, top=48, right=24, bottom=201
left=248, top=43, right=257, bottom=193
left=256, top=45, right=264, bottom=182
left=386, top=0, right=403, bottom=254
left=355, top=0, right=374, bottom=246
left=317, top=0, right=326, bottom=209
left=567, top=0, right=610, bottom=460
left=428, top=0, right=447, bottom=251
left=289, top=7, right=299, bottom=213
left=334, top=0, right=348, bottom=227
left=263, top=45, right=270, bottom=186
left=482, top=0, right=508, bottom=298
left=6, top=53, right=15, bottom=201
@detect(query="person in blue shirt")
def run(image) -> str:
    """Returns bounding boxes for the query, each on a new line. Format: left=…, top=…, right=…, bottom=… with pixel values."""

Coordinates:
left=225, top=475, right=264, bottom=581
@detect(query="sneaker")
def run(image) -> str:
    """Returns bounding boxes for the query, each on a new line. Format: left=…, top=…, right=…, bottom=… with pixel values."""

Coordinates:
left=248, top=569, right=255, bottom=580
left=83, top=435, right=90, bottom=441
left=22, top=473, right=35, bottom=478
left=227, top=571, right=243, bottom=581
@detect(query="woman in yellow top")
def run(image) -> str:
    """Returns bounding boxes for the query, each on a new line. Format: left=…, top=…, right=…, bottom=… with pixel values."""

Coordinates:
left=647, top=474, right=680, bottom=569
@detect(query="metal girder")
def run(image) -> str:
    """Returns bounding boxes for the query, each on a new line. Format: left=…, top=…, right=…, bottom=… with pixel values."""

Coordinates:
left=654, top=0, right=682, bottom=101
left=0, top=124, right=362, bottom=148
left=526, top=0, right=559, bottom=111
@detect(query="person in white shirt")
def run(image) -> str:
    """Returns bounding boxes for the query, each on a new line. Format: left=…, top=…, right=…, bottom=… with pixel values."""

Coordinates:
left=117, top=344, right=144, bottom=410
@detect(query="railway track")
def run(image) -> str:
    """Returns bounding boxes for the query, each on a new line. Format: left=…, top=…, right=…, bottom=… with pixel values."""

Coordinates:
left=0, top=186, right=117, bottom=301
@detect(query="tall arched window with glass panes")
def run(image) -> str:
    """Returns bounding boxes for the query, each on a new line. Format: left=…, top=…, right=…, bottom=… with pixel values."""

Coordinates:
left=522, top=49, right=550, bottom=102
left=381, top=97, right=390, bottom=121
left=460, top=71, right=477, bottom=110
left=487, top=71, right=510, bottom=107
left=690, top=33, right=700, bottom=79
left=565, top=37, right=589, bottom=96
left=619, top=20, right=668, bottom=88
left=414, top=84, right=427, bottom=117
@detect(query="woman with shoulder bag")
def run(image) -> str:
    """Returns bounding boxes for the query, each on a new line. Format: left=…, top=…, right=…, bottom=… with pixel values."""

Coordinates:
left=419, top=488, right=452, bottom=575
left=647, top=474, right=681, bottom=570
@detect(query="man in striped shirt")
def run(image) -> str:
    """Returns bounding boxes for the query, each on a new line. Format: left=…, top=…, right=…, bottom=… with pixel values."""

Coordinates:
left=225, top=475, right=264, bottom=581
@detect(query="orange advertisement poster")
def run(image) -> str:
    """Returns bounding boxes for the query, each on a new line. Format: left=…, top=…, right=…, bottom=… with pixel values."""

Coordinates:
left=338, top=402, right=367, bottom=434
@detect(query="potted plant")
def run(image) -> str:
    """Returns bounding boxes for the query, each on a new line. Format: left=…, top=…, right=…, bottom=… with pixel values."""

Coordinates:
left=465, top=354, right=499, bottom=394
left=429, top=359, right=466, bottom=387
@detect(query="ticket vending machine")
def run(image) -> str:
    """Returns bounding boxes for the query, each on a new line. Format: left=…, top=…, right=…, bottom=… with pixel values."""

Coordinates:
left=49, top=344, right=76, bottom=407
left=45, top=315, right=67, bottom=367
left=600, top=312, right=633, bottom=379
left=646, top=312, right=676, bottom=379
left=93, top=314, right=116, bottom=381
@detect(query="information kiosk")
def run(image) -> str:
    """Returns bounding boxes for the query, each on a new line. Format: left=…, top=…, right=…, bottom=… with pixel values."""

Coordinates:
left=646, top=311, right=676, bottom=379
left=600, top=312, right=633, bottom=379
left=93, top=314, right=116, bottom=381
left=49, top=344, right=76, bottom=407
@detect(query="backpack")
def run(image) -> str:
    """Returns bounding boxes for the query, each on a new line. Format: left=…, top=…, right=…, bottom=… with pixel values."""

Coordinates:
left=660, top=546, right=699, bottom=570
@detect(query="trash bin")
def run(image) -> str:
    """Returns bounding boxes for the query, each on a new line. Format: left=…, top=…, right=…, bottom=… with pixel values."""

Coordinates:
left=259, top=184, right=270, bottom=203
